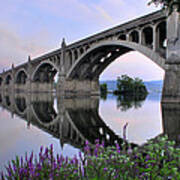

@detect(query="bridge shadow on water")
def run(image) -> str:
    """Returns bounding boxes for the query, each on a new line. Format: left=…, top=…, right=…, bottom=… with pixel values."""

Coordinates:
left=0, top=92, right=179, bottom=152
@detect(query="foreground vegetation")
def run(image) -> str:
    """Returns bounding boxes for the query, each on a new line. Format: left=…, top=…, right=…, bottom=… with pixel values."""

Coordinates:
left=1, top=136, right=180, bottom=179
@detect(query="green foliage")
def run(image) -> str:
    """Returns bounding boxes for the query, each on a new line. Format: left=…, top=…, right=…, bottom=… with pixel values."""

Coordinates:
left=100, top=83, right=107, bottom=93
left=1, top=136, right=180, bottom=179
left=100, top=83, right=108, bottom=100
left=148, top=0, right=180, bottom=14
left=114, top=75, right=148, bottom=95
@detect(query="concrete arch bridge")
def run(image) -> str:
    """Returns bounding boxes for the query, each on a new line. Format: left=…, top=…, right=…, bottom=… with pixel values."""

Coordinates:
left=0, top=8, right=180, bottom=102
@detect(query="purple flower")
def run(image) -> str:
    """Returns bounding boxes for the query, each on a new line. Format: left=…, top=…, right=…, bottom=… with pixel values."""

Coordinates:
left=65, top=157, right=68, bottom=164
left=8, top=163, right=12, bottom=171
left=85, top=140, right=89, bottom=145
left=116, top=143, right=120, bottom=153
left=101, top=141, right=105, bottom=147
left=40, top=146, right=43, bottom=153
left=94, top=148, right=98, bottom=157
left=29, top=151, right=34, bottom=164
left=7, top=168, right=12, bottom=177
left=49, top=172, right=54, bottom=180
left=52, top=161, right=57, bottom=170
left=37, top=163, right=42, bottom=171
left=104, top=167, right=108, bottom=171
left=84, top=145, right=90, bottom=155
left=95, top=139, right=99, bottom=144
left=36, top=172, right=40, bottom=177
left=13, top=164, right=17, bottom=172
left=73, top=155, right=78, bottom=165
left=74, top=170, right=78, bottom=174
left=21, top=157, right=24, bottom=166
left=19, top=168, right=24, bottom=176
left=145, top=155, right=150, bottom=161
left=45, top=147, right=49, bottom=156
left=25, top=152, right=28, bottom=162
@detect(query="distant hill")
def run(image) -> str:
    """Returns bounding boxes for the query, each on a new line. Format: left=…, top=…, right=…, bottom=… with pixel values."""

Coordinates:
left=144, top=80, right=163, bottom=94
left=100, top=80, right=163, bottom=94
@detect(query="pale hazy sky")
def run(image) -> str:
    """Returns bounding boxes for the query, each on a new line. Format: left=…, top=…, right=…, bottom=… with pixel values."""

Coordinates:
left=0, top=0, right=164, bottom=81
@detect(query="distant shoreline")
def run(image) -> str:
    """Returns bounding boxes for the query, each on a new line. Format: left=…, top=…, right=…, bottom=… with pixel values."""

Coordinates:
left=100, top=80, right=163, bottom=94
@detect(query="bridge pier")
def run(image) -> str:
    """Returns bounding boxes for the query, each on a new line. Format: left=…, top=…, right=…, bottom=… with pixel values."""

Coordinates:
left=31, top=82, right=54, bottom=92
left=161, top=103, right=180, bottom=145
left=162, top=65, right=180, bottom=103
left=57, top=79, right=100, bottom=96
left=162, top=3, right=180, bottom=103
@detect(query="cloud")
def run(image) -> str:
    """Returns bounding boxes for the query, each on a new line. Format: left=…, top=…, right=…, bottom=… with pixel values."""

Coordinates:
left=0, top=0, right=161, bottom=80
left=0, top=25, right=55, bottom=71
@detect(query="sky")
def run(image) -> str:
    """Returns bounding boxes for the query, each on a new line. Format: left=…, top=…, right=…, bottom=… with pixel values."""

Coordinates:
left=0, top=0, right=164, bottom=81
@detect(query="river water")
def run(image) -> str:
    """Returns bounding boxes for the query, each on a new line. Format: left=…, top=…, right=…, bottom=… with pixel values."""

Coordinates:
left=0, top=91, right=179, bottom=171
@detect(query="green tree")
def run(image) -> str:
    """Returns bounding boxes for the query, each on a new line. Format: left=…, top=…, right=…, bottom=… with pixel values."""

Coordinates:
left=114, top=75, right=148, bottom=95
left=100, top=83, right=108, bottom=100
left=148, top=0, right=180, bottom=13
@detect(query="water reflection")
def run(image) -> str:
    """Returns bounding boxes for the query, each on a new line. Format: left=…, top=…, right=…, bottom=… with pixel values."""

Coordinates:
left=100, top=93, right=107, bottom=100
left=15, top=97, right=27, bottom=113
left=5, top=96, right=11, bottom=107
left=100, top=93, right=147, bottom=111
left=0, top=91, right=179, bottom=153
left=161, top=103, right=180, bottom=146
left=116, top=94, right=147, bottom=111
left=0, top=92, right=131, bottom=150
left=32, top=101, right=57, bottom=123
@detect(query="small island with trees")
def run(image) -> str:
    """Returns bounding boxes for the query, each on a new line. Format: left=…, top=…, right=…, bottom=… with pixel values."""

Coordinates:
left=113, top=75, right=148, bottom=96
left=100, top=75, right=148, bottom=110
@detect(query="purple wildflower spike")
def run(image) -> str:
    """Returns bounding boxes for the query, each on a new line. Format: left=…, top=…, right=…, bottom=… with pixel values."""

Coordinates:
left=116, top=143, right=120, bottom=153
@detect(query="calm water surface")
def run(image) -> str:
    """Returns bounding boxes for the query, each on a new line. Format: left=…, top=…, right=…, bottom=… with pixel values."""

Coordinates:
left=0, top=92, right=179, bottom=171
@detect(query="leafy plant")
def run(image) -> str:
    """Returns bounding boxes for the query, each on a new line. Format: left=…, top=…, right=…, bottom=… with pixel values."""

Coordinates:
left=148, top=0, right=180, bottom=14
left=113, top=75, right=148, bottom=95
left=1, top=136, right=180, bottom=179
left=100, top=83, right=108, bottom=100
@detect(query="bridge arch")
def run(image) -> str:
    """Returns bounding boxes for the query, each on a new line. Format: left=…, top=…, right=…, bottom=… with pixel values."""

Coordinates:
left=14, top=96, right=27, bottom=115
left=79, top=47, right=84, bottom=55
left=74, top=49, right=78, bottom=60
left=129, top=30, right=139, bottom=43
left=5, top=95, right=11, bottom=107
left=85, top=45, right=90, bottom=51
left=0, top=77, right=3, bottom=87
left=15, top=69, right=28, bottom=84
left=31, top=100, right=58, bottom=126
left=67, top=40, right=166, bottom=80
left=32, top=61, right=59, bottom=83
left=118, top=34, right=126, bottom=41
left=68, top=51, right=73, bottom=66
left=0, top=93, right=2, bottom=104
left=5, top=74, right=12, bottom=85
left=155, top=20, right=167, bottom=56
left=142, top=26, right=153, bottom=48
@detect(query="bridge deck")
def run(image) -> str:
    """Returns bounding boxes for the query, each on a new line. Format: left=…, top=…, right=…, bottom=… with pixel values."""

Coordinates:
left=1, top=10, right=166, bottom=74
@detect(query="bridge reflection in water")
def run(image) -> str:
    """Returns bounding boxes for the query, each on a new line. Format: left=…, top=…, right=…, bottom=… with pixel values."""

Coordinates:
left=162, top=103, right=180, bottom=146
left=0, top=92, right=131, bottom=150
left=0, top=92, right=179, bottom=151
